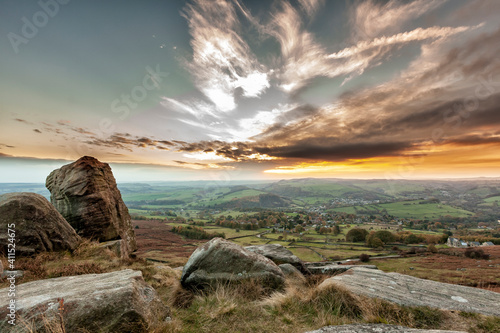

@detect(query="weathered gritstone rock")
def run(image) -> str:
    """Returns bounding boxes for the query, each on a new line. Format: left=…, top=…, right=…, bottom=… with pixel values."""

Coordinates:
left=305, top=324, right=466, bottom=333
left=279, top=263, right=306, bottom=281
left=46, top=156, right=136, bottom=253
left=308, top=264, right=378, bottom=275
left=319, top=267, right=500, bottom=317
left=181, top=238, right=285, bottom=290
left=0, top=269, right=169, bottom=332
left=97, top=239, right=130, bottom=259
left=0, top=192, right=81, bottom=256
left=245, top=244, right=311, bottom=275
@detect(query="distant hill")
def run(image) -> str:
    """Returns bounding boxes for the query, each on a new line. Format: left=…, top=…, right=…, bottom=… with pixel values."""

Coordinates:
left=3, top=178, right=499, bottom=220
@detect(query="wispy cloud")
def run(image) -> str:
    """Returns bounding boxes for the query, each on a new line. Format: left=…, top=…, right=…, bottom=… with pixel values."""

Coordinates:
left=182, top=0, right=269, bottom=112
left=298, top=0, right=325, bottom=18
left=351, top=0, right=446, bottom=40
left=85, top=134, right=174, bottom=152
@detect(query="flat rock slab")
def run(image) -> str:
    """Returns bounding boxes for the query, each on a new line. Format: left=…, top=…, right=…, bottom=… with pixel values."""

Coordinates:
left=0, top=269, right=169, bottom=332
left=305, top=324, right=465, bottom=333
left=320, top=267, right=500, bottom=317
left=309, top=264, right=377, bottom=275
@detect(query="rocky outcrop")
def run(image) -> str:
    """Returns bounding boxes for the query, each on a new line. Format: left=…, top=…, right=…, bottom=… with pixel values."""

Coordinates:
left=46, top=156, right=136, bottom=252
left=0, top=193, right=80, bottom=256
left=0, top=269, right=169, bottom=332
left=97, top=239, right=131, bottom=259
left=181, top=238, right=285, bottom=290
left=279, top=263, right=306, bottom=281
left=319, top=267, right=500, bottom=317
left=245, top=244, right=310, bottom=275
left=308, top=264, right=377, bottom=275
left=305, top=324, right=466, bottom=333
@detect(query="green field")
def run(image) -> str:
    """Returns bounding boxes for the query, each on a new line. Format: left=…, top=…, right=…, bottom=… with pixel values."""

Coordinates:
left=331, top=200, right=473, bottom=219
left=481, top=195, right=500, bottom=206
left=197, top=188, right=267, bottom=206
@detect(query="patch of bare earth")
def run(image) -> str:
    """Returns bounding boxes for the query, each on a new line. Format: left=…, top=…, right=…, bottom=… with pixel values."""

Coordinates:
left=132, top=219, right=200, bottom=267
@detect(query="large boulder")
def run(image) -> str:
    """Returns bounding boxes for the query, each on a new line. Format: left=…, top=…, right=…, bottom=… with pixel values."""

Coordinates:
left=305, top=324, right=465, bottom=333
left=46, top=156, right=136, bottom=252
left=319, top=267, right=500, bottom=317
left=245, top=244, right=310, bottom=275
left=0, top=269, right=169, bottom=332
left=181, top=238, right=285, bottom=290
left=0, top=193, right=80, bottom=256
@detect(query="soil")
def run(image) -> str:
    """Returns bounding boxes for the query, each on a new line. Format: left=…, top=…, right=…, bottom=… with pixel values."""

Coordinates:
left=133, top=219, right=200, bottom=267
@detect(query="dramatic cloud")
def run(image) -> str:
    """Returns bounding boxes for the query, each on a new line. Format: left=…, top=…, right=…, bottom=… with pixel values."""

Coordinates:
left=182, top=0, right=269, bottom=112
left=4, top=1, right=499, bottom=178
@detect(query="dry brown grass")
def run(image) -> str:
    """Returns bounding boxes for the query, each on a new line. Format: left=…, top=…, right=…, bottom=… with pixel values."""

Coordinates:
left=3, top=241, right=500, bottom=333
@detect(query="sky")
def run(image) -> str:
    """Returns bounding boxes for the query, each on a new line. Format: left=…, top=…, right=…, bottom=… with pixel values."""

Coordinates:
left=1, top=0, right=500, bottom=183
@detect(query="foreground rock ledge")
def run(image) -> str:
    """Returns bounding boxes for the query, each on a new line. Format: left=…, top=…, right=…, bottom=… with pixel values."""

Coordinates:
left=0, top=269, right=169, bottom=332
left=181, top=238, right=285, bottom=290
left=320, top=267, right=500, bottom=317
left=305, top=324, right=466, bottom=333
left=46, top=156, right=137, bottom=253
left=0, top=192, right=81, bottom=256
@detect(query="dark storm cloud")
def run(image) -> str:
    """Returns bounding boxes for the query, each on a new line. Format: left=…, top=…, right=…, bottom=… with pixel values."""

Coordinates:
left=175, top=137, right=415, bottom=162
left=255, top=141, right=414, bottom=161
left=444, top=134, right=500, bottom=146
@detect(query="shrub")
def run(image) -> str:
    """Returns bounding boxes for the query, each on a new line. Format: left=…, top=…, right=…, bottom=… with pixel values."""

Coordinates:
left=49, top=263, right=104, bottom=278
left=407, top=247, right=417, bottom=255
left=409, top=306, right=444, bottom=329
left=464, top=248, right=489, bottom=260
left=428, top=244, right=438, bottom=253
left=359, top=253, right=370, bottom=262
left=171, top=225, right=225, bottom=240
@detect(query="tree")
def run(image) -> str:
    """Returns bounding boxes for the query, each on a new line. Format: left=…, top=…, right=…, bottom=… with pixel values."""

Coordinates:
left=404, top=233, right=422, bottom=244
left=373, top=230, right=395, bottom=243
left=333, top=225, right=341, bottom=235
left=366, top=232, right=385, bottom=248
left=428, top=244, right=438, bottom=253
left=359, top=253, right=370, bottom=262
left=346, top=228, right=369, bottom=242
